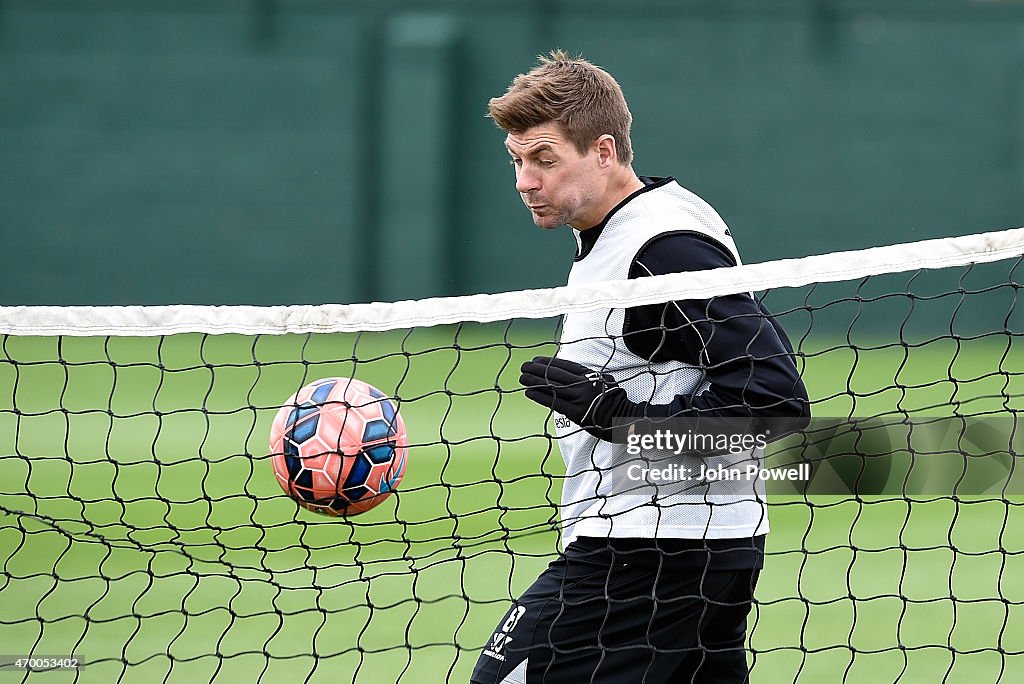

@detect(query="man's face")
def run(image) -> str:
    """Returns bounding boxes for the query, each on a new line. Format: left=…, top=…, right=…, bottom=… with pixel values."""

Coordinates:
left=504, top=123, right=600, bottom=230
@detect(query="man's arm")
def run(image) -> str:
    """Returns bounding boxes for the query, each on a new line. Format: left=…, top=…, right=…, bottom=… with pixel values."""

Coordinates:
left=624, top=231, right=809, bottom=420
left=519, top=232, right=809, bottom=440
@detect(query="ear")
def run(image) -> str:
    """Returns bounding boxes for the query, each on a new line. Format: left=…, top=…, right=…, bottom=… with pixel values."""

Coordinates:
left=594, top=134, right=617, bottom=169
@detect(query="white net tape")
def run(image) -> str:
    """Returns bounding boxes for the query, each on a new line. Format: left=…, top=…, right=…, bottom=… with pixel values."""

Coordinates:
left=1, top=227, right=1022, bottom=336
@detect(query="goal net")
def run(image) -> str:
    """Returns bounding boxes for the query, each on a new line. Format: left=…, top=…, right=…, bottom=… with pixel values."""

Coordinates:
left=1, top=228, right=1022, bottom=682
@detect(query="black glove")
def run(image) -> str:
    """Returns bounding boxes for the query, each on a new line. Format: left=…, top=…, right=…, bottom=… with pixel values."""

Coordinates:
left=519, top=356, right=640, bottom=442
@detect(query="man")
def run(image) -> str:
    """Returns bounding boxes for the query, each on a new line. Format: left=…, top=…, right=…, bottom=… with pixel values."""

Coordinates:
left=471, top=51, right=809, bottom=684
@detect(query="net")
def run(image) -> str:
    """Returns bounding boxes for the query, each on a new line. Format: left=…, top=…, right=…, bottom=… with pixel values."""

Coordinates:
left=1, top=228, right=1023, bottom=683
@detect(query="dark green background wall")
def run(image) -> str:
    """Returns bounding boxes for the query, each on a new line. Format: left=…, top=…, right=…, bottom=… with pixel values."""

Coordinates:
left=1, top=0, right=1021, bottom=305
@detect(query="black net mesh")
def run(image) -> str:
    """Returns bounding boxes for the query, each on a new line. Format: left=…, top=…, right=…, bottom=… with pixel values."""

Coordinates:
left=1, top=256, right=1023, bottom=682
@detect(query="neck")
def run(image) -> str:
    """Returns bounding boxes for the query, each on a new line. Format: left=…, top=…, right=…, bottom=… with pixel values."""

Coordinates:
left=573, top=168, right=645, bottom=231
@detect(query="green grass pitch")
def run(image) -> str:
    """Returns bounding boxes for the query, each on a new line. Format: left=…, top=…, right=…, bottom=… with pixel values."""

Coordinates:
left=1, top=325, right=1022, bottom=683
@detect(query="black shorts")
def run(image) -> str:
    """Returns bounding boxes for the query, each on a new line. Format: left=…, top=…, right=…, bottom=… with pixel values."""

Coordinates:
left=470, top=536, right=763, bottom=684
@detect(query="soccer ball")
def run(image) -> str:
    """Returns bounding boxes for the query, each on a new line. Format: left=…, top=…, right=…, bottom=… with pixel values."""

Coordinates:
left=269, top=377, right=408, bottom=516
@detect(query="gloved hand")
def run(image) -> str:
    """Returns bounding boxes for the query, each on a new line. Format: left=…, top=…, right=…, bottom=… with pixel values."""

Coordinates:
left=519, top=356, right=640, bottom=442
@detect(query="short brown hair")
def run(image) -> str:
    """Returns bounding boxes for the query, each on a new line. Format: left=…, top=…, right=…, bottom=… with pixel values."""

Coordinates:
left=488, top=49, right=634, bottom=164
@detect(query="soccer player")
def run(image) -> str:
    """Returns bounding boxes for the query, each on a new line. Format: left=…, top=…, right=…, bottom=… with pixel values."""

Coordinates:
left=470, top=51, right=809, bottom=684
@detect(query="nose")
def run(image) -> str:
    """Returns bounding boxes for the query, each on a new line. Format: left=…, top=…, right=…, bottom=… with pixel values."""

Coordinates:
left=515, top=165, right=540, bottom=194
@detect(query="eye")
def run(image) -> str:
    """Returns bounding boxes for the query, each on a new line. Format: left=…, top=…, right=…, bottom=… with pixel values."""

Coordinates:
left=540, top=159, right=556, bottom=167
left=509, top=157, right=522, bottom=167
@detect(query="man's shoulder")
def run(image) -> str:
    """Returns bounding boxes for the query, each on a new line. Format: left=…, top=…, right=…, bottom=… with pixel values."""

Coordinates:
left=627, top=178, right=738, bottom=268
left=632, top=230, right=737, bottom=277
